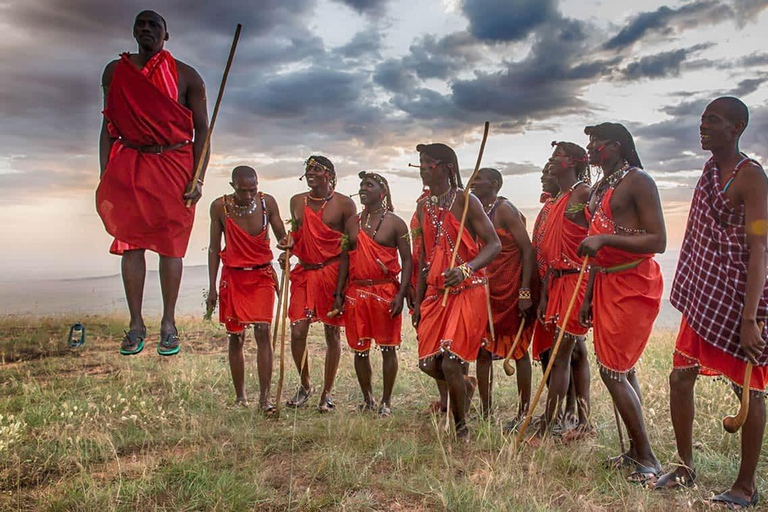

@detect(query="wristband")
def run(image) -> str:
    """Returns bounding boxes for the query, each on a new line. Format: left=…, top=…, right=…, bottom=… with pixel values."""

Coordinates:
left=518, top=288, right=531, bottom=300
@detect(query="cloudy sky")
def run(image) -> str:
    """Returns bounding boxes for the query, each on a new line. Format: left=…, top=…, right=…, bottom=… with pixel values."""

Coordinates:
left=1, top=0, right=767, bottom=280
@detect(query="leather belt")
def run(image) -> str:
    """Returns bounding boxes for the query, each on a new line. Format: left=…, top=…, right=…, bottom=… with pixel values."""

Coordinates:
left=353, top=278, right=394, bottom=286
left=550, top=268, right=580, bottom=279
left=300, top=255, right=340, bottom=271
left=230, top=263, right=271, bottom=271
left=118, top=138, right=192, bottom=154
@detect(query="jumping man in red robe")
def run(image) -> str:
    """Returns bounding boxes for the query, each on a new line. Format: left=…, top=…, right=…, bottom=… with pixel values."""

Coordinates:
left=470, top=168, right=535, bottom=420
left=412, top=143, right=501, bottom=440
left=283, top=156, right=356, bottom=412
left=97, top=11, right=209, bottom=356
left=338, top=172, right=412, bottom=416
left=207, top=166, right=288, bottom=413
left=655, top=97, right=768, bottom=509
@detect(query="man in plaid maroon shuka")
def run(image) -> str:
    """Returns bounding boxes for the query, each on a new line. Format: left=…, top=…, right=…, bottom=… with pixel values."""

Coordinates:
left=656, top=97, right=768, bottom=510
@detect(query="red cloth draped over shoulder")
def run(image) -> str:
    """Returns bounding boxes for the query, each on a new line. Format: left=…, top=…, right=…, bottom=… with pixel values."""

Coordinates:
left=345, top=229, right=402, bottom=351
left=588, top=188, right=663, bottom=375
left=529, top=197, right=556, bottom=359
left=484, top=229, right=528, bottom=359
left=218, top=213, right=277, bottom=332
left=539, top=191, right=589, bottom=337
left=417, top=201, right=488, bottom=363
left=288, top=203, right=344, bottom=326
left=97, top=51, right=195, bottom=258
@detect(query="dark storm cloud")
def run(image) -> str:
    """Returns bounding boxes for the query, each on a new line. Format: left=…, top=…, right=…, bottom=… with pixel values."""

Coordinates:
left=618, top=44, right=712, bottom=80
left=462, top=0, right=558, bottom=42
left=332, top=0, right=391, bottom=15
left=494, top=161, right=542, bottom=176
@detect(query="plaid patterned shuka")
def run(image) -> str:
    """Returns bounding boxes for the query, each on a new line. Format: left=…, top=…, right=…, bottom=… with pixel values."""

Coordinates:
left=670, top=155, right=768, bottom=365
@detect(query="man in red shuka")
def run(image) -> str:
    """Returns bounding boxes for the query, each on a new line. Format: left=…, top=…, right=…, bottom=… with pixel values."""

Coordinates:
left=97, top=11, right=209, bottom=357
left=207, top=166, right=288, bottom=414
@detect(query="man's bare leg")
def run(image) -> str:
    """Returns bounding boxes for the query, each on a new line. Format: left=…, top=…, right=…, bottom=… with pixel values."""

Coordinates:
left=354, top=350, right=375, bottom=408
left=729, top=390, right=766, bottom=502
left=121, top=249, right=146, bottom=335
left=571, top=337, right=591, bottom=427
left=421, top=357, right=447, bottom=412
left=542, top=333, right=577, bottom=433
left=158, top=255, right=182, bottom=337
left=655, top=368, right=697, bottom=488
left=253, top=323, right=273, bottom=409
left=476, top=348, right=493, bottom=418
left=228, top=332, right=247, bottom=404
left=515, top=351, right=532, bottom=419
left=442, top=357, right=471, bottom=439
left=380, top=347, right=398, bottom=412
left=601, top=369, right=659, bottom=475
left=319, top=324, right=341, bottom=409
left=288, top=319, right=312, bottom=405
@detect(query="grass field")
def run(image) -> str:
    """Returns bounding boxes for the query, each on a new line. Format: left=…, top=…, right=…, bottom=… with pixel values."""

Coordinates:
left=1, top=315, right=766, bottom=510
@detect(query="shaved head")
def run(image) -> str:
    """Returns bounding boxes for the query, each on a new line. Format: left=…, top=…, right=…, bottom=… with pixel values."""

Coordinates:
left=711, top=96, right=749, bottom=128
left=479, top=168, right=503, bottom=192
left=135, top=10, right=167, bottom=30
left=232, top=165, right=257, bottom=182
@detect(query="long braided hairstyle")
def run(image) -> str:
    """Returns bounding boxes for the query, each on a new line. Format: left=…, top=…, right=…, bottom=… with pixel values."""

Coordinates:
left=358, top=171, right=394, bottom=211
left=551, top=141, right=590, bottom=184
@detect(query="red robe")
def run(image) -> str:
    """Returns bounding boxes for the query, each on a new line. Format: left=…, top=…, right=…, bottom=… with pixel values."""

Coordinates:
left=288, top=202, right=344, bottom=326
left=417, top=201, right=488, bottom=363
left=218, top=201, right=277, bottom=332
left=485, top=229, right=528, bottom=359
left=530, top=197, right=556, bottom=360
left=588, top=188, right=663, bottom=375
left=539, top=191, right=589, bottom=339
left=345, top=229, right=402, bottom=351
left=96, top=51, right=195, bottom=258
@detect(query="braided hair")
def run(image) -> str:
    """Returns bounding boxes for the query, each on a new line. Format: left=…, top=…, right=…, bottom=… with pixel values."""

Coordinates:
left=358, top=171, right=394, bottom=211
left=304, top=155, right=337, bottom=189
left=551, top=141, right=590, bottom=183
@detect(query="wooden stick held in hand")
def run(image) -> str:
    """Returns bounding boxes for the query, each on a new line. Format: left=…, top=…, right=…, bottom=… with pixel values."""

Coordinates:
left=722, top=321, right=763, bottom=434
left=502, top=319, right=527, bottom=377
left=185, top=24, right=242, bottom=207
left=517, top=257, right=589, bottom=443
left=273, top=244, right=291, bottom=418
left=441, top=121, right=490, bottom=306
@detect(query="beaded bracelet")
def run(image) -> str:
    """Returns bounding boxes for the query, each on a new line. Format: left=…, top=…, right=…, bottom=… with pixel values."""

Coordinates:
left=518, top=287, right=531, bottom=300
left=458, top=263, right=473, bottom=281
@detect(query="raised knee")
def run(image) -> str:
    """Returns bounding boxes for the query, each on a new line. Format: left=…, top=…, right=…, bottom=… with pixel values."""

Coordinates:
left=669, top=368, right=696, bottom=390
left=228, top=333, right=245, bottom=348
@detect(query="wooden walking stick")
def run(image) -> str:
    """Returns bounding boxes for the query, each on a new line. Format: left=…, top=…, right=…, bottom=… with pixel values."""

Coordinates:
left=273, top=245, right=291, bottom=418
left=723, top=321, right=763, bottom=433
left=517, top=257, right=589, bottom=443
left=502, top=319, right=527, bottom=377
left=272, top=262, right=288, bottom=352
left=441, top=121, right=490, bottom=306
left=484, top=281, right=496, bottom=342
left=185, top=23, right=242, bottom=207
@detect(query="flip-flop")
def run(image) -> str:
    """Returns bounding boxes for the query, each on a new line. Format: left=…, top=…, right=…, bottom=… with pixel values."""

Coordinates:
left=707, top=490, right=759, bottom=509
left=286, top=386, right=312, bottom=408
left=653, top=469, right=696, bottom=490
left=318, top=395, right=335, bottom=413
left=120, top=329, right=146, bottom=356
left=627, top=463, right=661, bottom=485
left=260, top=401, right=277, bottom=417
left=378, top=404, right=392, bottom=417
left=157, top=331, right=180, bottom=356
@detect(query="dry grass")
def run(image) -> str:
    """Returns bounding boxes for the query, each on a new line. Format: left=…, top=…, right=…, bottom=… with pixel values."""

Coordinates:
left=0, top=315, right=766, bottom=510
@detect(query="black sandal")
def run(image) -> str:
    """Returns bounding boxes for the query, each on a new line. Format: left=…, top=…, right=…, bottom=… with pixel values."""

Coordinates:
left=318, top=395, right=335, bottom=413
left=627, top=463, right=661, bottom=485
left=653, top=468, right=696, bottom=490
left=157, top=331, right=180, bottom=356
left=707, top=490, right=759, bottom=509
left=286, top=386, right=312, bottom=408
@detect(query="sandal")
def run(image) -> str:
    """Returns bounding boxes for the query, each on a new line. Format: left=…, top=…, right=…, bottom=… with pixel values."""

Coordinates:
left=378, top=404, right=392, bottom=417
left=286, top=386, right=313, bottom=408
left=707, top=490, right=759, bottom=509
left=120, top=329, right=146, bottom=356
left=318, top=395, right=335, bottom=413
left=260, top=401, right=277, bottom=417
left=654, top=468, right=696, bottom=490
left=157, top=331, right=181, bottom=356
left=605, top=453, right=635, bottom=470
left=627, top=463, right=661, bottom=486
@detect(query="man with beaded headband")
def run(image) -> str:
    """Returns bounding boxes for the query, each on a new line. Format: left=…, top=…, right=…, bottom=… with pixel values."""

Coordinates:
left=655, top=97, right=768, bottom=509
left=577, top=123, right=666, bottom=484
left=412, top=143, right=501, bottom=440
left=469, top=168, right=534, bottom=420
left=206, top=166, right=288, bottom=413
left=282, top=155, right=356, bottom=412
left=532, top=142, right=593, bottom=441
left=336, top=172, right=412, bottom=415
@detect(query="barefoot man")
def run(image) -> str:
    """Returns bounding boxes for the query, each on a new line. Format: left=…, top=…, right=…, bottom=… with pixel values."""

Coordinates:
left=412, top=143, right=501, bottom=439
left=578, top=123, right=666, bottom=484
left=470, top=168, right=534, bottom=419
left=535, top=142, right=592, bottom=440
left=207, top=166, right=288, bottom=412
left=655, top=97, right=768, bottom=508
left=96, top=10, right=209, bottom=356
left=285, top=156, right=356, bottom=412
left=339, top=172, right=412, bottom=415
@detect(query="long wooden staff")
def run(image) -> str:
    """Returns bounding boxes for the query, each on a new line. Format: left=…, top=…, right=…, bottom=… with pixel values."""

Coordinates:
left=502, top=319, right=527, bottom=377
left=273, top=245, right=291, bottom=418
left=722, top=321, right=763, bottom=433
left=441, top=121, right=490, bottom=306
left=271, top=264, right=288, bottom=352
left=185, top=23, right=242, bottom=207
left=517, top=257, right=589, bottom=443
left=484, top=281, right=496, bottom=342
